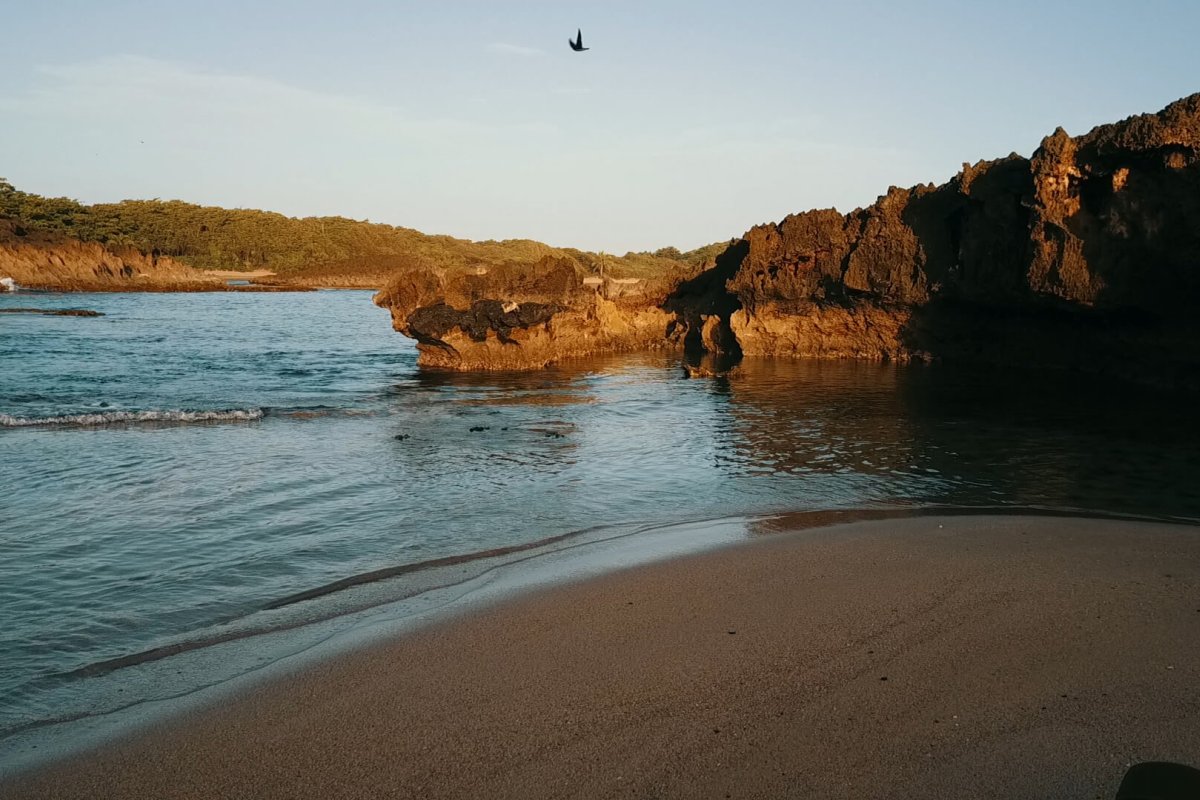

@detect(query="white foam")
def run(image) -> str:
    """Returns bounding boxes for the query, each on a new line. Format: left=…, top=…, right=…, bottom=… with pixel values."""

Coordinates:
left=0, top=277, right=16, bottom=292
left=0, top=408, right=265, bottom=428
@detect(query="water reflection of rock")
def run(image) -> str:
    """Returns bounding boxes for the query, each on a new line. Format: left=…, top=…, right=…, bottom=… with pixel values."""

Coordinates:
left=387, top=353, right=695, bottom=478
left=386, top=351, right=1199, bottom=519
left=717, top=359, right=1200, bottom=517
left=894, top=365, right=1200, bottom=516
left=717, top=358, right=922, bottom=483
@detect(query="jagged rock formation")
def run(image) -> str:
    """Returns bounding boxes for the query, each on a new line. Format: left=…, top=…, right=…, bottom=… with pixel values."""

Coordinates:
left=375, top=94, right=1200, bottom=383
left=675, top=93, right=1200, bottom=387
left=373, top=256, right=682, bottom=370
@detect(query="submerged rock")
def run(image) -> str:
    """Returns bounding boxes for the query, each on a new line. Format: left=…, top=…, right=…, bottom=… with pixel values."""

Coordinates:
left=0, top=307, right=104, bottom=317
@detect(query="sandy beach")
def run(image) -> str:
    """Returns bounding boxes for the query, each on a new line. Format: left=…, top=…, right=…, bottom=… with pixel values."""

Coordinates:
left=4, top=514, right=1200, bottom=799
left=199, top=269, right=277, bottom=280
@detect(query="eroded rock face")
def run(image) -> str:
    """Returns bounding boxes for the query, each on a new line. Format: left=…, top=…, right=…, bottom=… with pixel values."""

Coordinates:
left=729, top=303, right=917, bottom=361
left=0, top=221, right=206, bottom=291
left=373, top=255, right=678, bottom=370
left=698, top=93, right=1200, bottom=384
left=375, top=94, right=1200, bottom=382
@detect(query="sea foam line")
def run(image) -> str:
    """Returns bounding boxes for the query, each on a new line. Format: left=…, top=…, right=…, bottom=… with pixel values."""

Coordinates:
left=0, top=408, right=266, bottom=428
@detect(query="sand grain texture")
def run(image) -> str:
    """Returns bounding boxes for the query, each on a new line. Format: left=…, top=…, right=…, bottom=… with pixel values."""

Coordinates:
left=5, top=516, right=1200, bottom=799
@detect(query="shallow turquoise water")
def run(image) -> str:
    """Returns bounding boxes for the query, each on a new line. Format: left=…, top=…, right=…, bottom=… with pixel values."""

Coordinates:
left=1, top=290, right=1198, bottom=746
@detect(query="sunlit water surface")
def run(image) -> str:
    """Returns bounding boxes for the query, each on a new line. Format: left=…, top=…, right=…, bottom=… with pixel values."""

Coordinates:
left=2, top=290, right=1198, bottom=749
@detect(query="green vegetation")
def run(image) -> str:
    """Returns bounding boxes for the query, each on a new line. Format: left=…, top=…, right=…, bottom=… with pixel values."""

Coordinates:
left=0, top=178, right=727, bottom=280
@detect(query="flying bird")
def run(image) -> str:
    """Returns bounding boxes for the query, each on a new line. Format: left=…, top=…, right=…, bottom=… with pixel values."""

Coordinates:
left=569, top=29, right=589, bottom=52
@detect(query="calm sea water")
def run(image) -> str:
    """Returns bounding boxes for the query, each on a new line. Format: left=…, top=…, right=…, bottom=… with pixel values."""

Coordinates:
left=2, top=290, right=1199, bottom=753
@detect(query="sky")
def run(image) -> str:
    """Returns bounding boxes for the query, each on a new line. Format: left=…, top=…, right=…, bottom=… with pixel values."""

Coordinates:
left=2, top=1, right=1199, bottom=253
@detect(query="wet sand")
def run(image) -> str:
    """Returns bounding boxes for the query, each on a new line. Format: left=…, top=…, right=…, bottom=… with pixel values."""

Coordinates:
left=5, top=515, right=1200, bottom=799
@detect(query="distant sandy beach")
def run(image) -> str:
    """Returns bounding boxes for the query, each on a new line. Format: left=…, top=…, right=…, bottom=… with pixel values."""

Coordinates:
left=5, top=515, right=1199, bottom=799
left=200, top=269, right=276, bottom=279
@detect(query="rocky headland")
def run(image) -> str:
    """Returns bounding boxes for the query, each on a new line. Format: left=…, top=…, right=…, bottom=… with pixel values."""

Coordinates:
left=0, top=221, right=307, bottom=292
left=375, top=93, right=1200, bottom=385
left=716, top=93, right=1200, bottom=384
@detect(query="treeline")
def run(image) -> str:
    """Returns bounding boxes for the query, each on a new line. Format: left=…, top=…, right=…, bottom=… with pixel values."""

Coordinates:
left=0, top=179, right=727, bottom=279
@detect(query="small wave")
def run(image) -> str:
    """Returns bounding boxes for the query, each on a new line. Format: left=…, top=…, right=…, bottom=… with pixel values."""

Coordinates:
left=0, top=408, right=265, bottom=428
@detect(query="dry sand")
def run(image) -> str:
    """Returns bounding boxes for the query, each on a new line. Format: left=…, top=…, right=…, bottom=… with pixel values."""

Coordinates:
left=200, top=269, right=276, bottom=279
left=4, top=514, right=1200, bottom=799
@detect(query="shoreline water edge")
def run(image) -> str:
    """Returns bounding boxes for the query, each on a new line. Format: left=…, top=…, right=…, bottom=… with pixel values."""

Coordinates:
left=5, top=291, right=1199, bottom=797
left=2, top=511, right=1198, bottom=799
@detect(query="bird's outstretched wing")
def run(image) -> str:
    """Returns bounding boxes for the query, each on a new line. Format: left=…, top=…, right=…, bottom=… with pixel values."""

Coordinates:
left=577, top=29, right=583, bottom=47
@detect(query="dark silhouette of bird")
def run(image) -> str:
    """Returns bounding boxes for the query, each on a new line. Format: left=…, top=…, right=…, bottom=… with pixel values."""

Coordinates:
left=569, top=29, right=589, bottom=52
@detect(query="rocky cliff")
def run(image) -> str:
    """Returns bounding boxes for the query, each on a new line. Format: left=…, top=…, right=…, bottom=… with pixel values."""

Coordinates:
left=676, top=93, right=1200, bottom=386
left=0, top=221, right=311, bottom=291
left=375, top=94, right=1200, bottom=381
left=0, top=221, right=217, bottom=291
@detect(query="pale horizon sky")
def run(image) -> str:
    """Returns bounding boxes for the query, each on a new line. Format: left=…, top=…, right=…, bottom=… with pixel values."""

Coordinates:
left=3, top=1, right=1198, bottom=253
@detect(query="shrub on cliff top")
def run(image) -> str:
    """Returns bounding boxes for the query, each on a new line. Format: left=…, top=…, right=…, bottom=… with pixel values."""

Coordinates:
left=0, top=179, right=722, bottom=282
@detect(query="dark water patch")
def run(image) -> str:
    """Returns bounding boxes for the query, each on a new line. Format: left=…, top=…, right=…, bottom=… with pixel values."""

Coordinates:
left=0, top=408, right=265, bottom=428
left=748, top=504, right=1200, bottom=537
left=0, top=308, right=103, bottom=317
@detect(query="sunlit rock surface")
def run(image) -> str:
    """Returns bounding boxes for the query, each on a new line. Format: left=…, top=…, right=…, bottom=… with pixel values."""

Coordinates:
left=374, top=255, right=679, bottom=370
left=0, top=221, right=206, bottom=291
left=377, top=94, right=1200, bottom=384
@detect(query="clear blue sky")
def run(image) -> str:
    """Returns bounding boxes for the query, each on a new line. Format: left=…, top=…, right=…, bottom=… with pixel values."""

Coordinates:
left=2, top=1, right=1197, bottom=252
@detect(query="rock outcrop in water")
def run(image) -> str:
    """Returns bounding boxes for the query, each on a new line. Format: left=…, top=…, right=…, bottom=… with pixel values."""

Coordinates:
left=675, top=92, right=1200, bottom=386
left=376, top=93, right=1200, bottom=382
left=374, top=255, right=682, bottom=369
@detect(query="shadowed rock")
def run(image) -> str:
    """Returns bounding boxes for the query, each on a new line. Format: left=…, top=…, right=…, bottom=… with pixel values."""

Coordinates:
left=675, top=93, right=1200, bottom=387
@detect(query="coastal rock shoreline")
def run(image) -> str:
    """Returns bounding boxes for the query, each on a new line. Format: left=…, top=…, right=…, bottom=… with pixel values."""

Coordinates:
left=5, top=95, right=1198, bottom=383
left=374, top=93, right=1200, bottom=385
left=373, top=256, right=683, bottom=370
left=0, top=222, right=314, bottom=293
